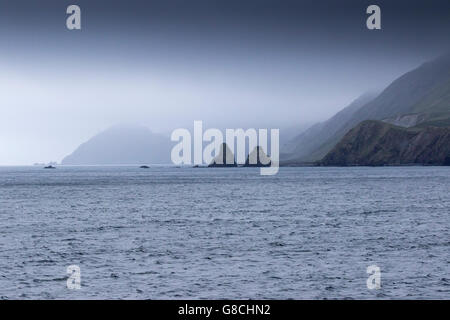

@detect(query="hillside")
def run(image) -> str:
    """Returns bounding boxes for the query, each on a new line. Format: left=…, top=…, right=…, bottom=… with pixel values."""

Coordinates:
left=284, top=53, right=450, bottom=163
left=282, top=92, right=377, bottom=162
left=320, top=120, right=450, bottom=166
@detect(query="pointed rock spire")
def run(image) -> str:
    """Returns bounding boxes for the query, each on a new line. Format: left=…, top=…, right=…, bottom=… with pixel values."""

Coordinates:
left=244, top=146, right=271, bottom=167
left=208, top=143, right=237, bottom=167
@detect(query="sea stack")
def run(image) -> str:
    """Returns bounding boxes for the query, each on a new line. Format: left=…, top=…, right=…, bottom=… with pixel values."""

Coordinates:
left=244, top=146, right=271, bottom=167
left=208, top=143, right=237, bottom=167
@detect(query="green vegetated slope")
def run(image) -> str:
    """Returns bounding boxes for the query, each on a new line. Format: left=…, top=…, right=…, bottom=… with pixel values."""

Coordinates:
left=321, top=120, right=450, bottom=166
left=284, top=53, right=450, bottom=165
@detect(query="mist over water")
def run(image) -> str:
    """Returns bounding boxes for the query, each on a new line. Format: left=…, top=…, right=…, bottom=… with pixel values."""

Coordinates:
left=1, top=0, right=450, bottom=164
left=0, top=166, right=448, bottom=299
left=0, top=0, right=449, bottom=302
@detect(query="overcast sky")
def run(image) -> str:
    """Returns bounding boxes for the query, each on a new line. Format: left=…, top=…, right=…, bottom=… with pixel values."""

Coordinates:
left=0, top=0, right=449, bottom=164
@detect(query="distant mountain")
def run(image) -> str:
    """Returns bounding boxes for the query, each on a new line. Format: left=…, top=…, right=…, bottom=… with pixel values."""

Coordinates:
left=279, top=122, right=313, bottom=152
left=61, top=124, right=171, bottom=165
left=320, top=120, right=450, bottom=166
left=282, top=92, right=378, bottom=162
left=284, top=53, right=450, bottom=163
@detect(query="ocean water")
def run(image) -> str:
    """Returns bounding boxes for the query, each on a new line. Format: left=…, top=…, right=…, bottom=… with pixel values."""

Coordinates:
left=0, top=166, right=448, bottom=299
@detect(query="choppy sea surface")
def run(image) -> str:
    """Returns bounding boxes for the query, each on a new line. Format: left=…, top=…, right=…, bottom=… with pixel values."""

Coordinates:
left=0, top=166, right=448, bottom=299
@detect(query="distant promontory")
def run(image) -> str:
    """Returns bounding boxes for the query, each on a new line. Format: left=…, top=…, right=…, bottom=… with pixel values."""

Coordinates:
left=62, top=124, right=171, bottom=165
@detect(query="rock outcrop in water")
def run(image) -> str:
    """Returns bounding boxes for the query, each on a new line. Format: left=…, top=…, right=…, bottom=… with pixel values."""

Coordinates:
left=208, top=143, right=237, bottom=167
left=244, top=146, right=271, bottom=167
left=320, top=120, right=450, bottom=166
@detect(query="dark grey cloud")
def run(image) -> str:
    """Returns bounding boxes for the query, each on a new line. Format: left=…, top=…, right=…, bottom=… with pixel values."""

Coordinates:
left=0, top=0, right=449, bottom=164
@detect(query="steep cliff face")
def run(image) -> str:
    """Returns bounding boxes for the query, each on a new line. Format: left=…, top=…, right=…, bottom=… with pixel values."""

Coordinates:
left=285, top=53, right=450, bottom=164
left=321, top=121, right=450, bottom=166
